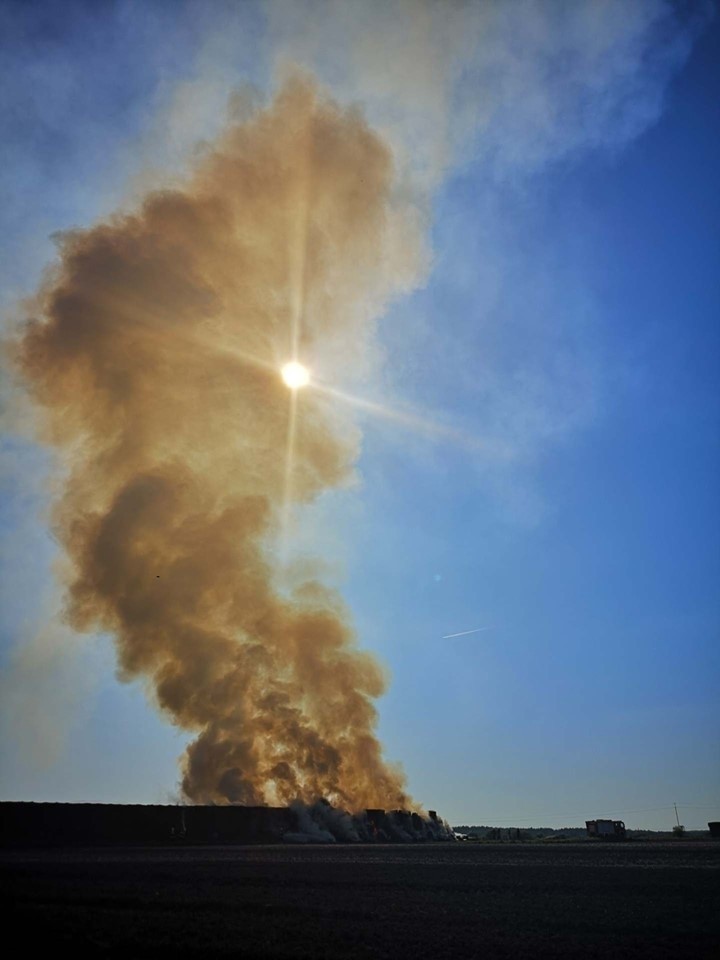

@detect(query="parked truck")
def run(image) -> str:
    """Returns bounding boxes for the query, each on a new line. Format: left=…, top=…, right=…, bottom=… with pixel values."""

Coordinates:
left=585, top=819, right=626, bottom=840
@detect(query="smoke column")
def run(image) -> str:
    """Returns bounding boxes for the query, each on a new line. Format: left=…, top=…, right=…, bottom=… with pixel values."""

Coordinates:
left=15, top=77, right=423, bottom=810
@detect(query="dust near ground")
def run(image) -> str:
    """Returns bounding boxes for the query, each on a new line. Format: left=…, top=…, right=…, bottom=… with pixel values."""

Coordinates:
left=2, top=842, right=718, bottom=958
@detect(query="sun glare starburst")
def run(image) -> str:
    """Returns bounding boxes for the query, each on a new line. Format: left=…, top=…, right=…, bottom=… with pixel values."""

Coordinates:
left=281, top=361, right=310, bottom=389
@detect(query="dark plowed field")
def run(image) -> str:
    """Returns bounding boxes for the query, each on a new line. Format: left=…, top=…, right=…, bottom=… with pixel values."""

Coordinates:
left=1, top=842, right=718, bottom=958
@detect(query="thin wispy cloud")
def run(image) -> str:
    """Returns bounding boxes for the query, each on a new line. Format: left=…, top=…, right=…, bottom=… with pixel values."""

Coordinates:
left=442, top=627, right=493, bottom=640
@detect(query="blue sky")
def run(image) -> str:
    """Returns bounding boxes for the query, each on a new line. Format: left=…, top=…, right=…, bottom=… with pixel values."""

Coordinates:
left=1, top=0, right=718, bottom=830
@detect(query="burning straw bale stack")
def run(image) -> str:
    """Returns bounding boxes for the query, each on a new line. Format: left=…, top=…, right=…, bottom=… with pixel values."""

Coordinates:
left=1, top=801, right=455, bottom=846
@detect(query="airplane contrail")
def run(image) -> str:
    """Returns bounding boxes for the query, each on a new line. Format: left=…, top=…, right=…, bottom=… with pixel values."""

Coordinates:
left=441, top=626, right=492, bottom=639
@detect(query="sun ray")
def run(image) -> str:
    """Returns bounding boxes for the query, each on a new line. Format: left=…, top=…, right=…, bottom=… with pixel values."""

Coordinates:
left=287, top=111, right=313, bottom=364
left=278, top=110, right=313, bottom=562
left=69, top=281, right=277, bottom=377
left=279, top=385, right=299, bottom=564
left=311, top=380, right=511, bottom=458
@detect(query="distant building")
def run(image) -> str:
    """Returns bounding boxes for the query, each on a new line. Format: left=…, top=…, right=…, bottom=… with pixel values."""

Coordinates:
left=585, top=819, right=626, bottom=840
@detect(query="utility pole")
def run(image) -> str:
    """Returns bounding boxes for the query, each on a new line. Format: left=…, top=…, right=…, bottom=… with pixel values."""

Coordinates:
left=673, top=803, right=684, bottom=836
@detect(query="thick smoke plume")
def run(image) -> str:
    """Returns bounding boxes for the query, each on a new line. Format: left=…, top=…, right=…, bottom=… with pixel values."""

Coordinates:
left=16, top=77, right=422, bottom=810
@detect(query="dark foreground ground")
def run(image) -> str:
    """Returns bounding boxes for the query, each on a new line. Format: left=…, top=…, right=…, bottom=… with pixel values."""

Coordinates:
left=1, top=842, right=718, bottom=959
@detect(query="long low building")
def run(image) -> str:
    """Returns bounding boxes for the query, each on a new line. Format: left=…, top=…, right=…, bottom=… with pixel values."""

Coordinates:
left=0, top=801, right=454, bottom=846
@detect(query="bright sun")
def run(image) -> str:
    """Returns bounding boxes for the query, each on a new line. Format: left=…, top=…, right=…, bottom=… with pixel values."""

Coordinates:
left=281, top=361, right=310, bottom=390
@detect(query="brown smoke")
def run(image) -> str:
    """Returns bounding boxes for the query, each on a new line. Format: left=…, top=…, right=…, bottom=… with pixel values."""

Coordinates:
left=15, top=77, right=421, bottom=810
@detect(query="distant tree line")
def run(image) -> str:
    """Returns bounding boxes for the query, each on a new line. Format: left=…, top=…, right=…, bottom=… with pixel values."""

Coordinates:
left=453, top=825, right=586, bottom=840
left=453, top=825, right=712, bottom=840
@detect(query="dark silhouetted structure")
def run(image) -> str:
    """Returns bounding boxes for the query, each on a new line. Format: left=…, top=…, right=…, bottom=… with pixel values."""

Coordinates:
left=586, top=818, right=627, bottom=840
left=1, top=802, right=454, bottom=846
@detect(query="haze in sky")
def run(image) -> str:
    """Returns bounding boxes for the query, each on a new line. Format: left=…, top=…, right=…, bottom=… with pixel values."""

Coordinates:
left=1, top=0, right=718, bottom=831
